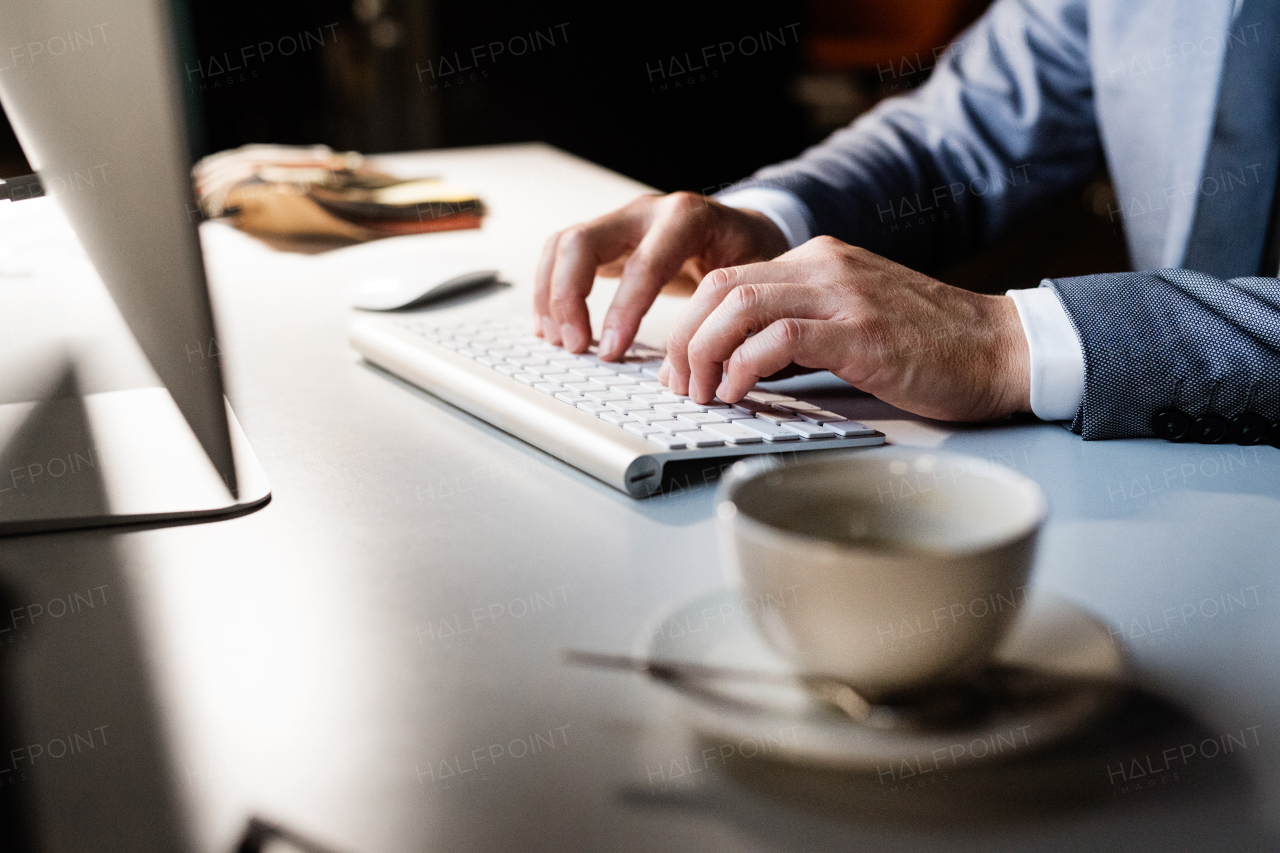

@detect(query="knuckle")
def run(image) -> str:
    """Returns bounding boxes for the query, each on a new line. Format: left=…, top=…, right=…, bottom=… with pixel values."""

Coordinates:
left=700, top=266, right=736, bottom=294
left=686, top=336, right=713, bottom=363
left=726, top=346, right=757, bottom=373
left=557, top=224, right=591, bottom=253
left=665, top=190, right=704, bottom=215
left=811, top=234, right=844, bottom=251
left=773, top=317, right=803, bottom=346
left=725, top=283, right=760, bottom=312
left=547, top=288, right=580, bottom=313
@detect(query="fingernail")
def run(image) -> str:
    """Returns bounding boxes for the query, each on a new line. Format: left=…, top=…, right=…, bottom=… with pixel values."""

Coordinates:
left=600, top=329, right=619, bottom=359
left=560, top=323, right=582, bottom=352
left=657, top=359, right=669, bottom=382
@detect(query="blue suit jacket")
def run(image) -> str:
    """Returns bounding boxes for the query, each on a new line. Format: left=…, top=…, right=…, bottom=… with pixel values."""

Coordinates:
left=729, top=0, right=1280, bottom=439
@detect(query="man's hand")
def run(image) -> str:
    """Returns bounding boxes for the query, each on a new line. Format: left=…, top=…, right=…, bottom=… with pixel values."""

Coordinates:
left=659, top=236, right=1032, bottom=423
left=534, top=192, right=790, bottom=359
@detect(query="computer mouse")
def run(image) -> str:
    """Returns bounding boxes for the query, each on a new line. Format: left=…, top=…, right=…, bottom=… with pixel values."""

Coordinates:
left=345, top=252, right=500, bottom=310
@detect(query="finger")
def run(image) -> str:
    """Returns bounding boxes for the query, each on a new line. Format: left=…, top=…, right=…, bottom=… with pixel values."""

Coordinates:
left=664, top=258, right=816, bottom=395
left=717, top=318, right=849, bottom=403
left=598, top=193, right=715, bottom=360
left=533, top=231, right=561, bottom=340
left=546, top=207, right=652, bottom=352
left=684, top=283, right=826, bottom=403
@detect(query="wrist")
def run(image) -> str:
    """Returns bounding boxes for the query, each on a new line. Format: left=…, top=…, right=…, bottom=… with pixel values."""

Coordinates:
left=991, top=295, right=1032, bottom=415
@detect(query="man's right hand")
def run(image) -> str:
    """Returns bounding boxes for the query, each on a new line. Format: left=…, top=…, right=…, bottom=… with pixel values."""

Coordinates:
left=533, top=191, right=790, bottom=360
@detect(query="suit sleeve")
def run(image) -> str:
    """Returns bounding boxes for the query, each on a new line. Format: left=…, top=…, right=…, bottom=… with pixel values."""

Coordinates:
left=721, top=0, right=1100, bottom=271
left=1046, top=270, right=1280, bottom=438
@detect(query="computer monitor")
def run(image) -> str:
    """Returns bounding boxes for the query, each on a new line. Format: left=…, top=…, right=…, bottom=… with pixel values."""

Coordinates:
left=0, top=0, right=269, bottom=533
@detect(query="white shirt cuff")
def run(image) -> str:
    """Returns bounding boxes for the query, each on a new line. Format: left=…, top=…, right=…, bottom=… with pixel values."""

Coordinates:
left=716, top=187, right=815, bottom=250
left=1006, top=285, right=1085, bottom=421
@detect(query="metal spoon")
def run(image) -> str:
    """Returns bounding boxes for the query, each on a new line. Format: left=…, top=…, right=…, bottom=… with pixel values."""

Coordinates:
left=562, top=649, right=1116, bottom=733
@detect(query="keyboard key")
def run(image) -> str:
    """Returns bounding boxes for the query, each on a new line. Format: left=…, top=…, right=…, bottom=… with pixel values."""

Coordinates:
left=629, top=409, right=668, bottom=424
left=565, top=381, right=608, bottom=393
left=606, top=401, right=653, bottom=413
left=475, top=356, right=504, bottom=367
left=495, top=364, right=519, bottom=376
left=586, top=390, right=629, bottom=403
left=800, top=410, right=847, bottom=424
left=735, top=419, right=801, bottom=441
left=731, top=400, right=773, bottom=414
left=577, top=402, right=612, bottom=416
left=624, top=422, right=663, bottom=437
left=782, top=421, right=838, bottom=439
left=601, top=412, right=639, bottom=426
left=537, top=372, right=575, bottom=383
left=612, top=362, right=645, bottom=374
left=676, top=412, right=730, bottom=426
left=700, top=422, right=764, bottom=444
left=514, top=373, right=542, bottom=385
left=437, top=339, right=461, bottom=351
left=600, top=374, right=641, bottom=387
left=823, top=420, right=876, bottom=437
left=756, top=411, right=800, bottom=424
left=551, top=358, right=595, bottom=369
left=704, top=409, right=742, bottom=422
left=683, top=400, right=733, bottom=413
left=508, top=356, right=548, bottom=367
left=534, top=382, right=565, bottom=394
left=519, top=364, right=563, bottom=377
left=773, top=401, right=821, bottom=413
left=568, top=367, right=616, bottom=379
left=655, top=402, right=704, bottom=417
left=650, top=419, right=687, bottom=434
left=636, top=381, right=669, bottom=392
left=673, top=430, right=724, bottom=448
left=647, top=432, right=688, bottom=450
left=632, top=392, right=683, bottom=405
left=554, top=392, right=587, bottom=405
left=744, top=391, right=795, bottom=403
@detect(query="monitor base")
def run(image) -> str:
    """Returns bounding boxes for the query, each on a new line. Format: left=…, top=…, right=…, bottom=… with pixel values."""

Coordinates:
left=0, top=386, right=270, bottom=536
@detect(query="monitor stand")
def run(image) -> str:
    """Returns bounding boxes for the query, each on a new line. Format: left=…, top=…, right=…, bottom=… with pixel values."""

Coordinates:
left=0, top=368, right=269, bottom=536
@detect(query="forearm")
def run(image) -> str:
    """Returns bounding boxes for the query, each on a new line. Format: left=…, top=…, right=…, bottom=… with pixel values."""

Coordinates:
left=720, top=0, right=1101, bottom=271
left=1047, top=270, right=1280, bottom=441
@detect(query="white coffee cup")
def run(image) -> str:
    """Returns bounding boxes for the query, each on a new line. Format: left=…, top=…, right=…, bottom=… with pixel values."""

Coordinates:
left=716, top=449, right=1047, bottom=703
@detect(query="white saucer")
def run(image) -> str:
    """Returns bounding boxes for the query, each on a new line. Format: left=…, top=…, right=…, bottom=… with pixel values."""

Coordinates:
left=637, top=588, right=1127, bottom=771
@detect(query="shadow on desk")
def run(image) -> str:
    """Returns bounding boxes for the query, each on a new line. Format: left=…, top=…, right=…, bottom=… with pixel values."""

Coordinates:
left=618, top=687, right=1276, bottom=847
left=0, top=535, right=192, bottom=852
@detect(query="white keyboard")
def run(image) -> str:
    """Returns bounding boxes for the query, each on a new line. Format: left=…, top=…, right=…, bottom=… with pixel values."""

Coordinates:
left=351, top=317, right=885, bottom=497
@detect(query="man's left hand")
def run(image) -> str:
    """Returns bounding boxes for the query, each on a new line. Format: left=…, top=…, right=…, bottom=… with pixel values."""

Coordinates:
left=657, top=236, right=1032, bottom=422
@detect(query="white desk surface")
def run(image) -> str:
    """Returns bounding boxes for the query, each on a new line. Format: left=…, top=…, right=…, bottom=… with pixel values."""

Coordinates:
left=0, top=143, right=1278, bottom=852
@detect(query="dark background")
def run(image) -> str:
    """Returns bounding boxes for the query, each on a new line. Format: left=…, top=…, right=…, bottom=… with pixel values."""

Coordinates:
left=0, top=0, right=1129, bottom=290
